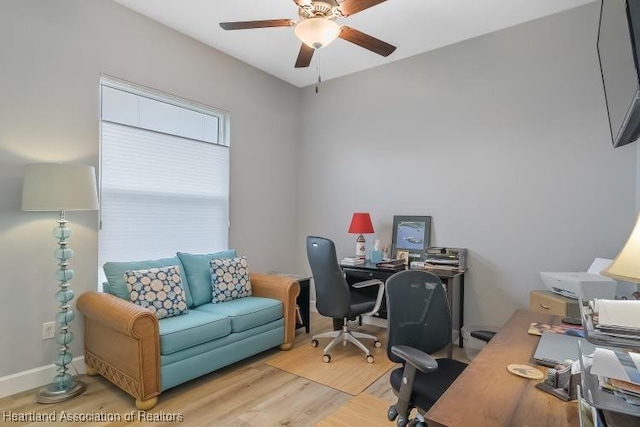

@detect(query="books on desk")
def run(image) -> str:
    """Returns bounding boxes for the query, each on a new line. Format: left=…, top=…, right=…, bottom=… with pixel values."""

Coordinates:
left=340, top=257, right=364, bottom=266
left=528, top=322, right=584, bottom=337
left=375, top=259, right=406, bottom=269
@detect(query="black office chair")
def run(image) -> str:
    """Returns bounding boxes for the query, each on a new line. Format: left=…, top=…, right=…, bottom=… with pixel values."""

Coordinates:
left=386, top=270, right=468, bottom=427
left=306, top=236, right=385, bottom=363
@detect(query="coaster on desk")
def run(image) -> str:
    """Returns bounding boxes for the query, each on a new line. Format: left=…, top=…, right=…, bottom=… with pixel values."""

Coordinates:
left=507, top=364, right=544, bottom=380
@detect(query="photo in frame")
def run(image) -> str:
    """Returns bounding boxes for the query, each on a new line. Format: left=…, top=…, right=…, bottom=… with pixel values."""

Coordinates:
left=396, top=249, right=410, bottom=265
left=391, top=215, right=432, bottom=262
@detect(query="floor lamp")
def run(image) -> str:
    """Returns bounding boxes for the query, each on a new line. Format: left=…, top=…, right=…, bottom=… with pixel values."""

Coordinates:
left=21, top=163, right=99, bottom=403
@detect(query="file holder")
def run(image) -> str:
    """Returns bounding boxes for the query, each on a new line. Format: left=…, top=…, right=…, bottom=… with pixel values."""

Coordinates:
left=577, top=339, right=640, bottom=417
left=579, top=298, right=640, bottom=350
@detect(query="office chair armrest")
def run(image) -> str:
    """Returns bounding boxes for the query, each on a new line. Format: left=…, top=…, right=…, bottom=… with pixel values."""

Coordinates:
left=391, top=344, right=438, bottom=373
left=353, top=279, right=385, bottom=317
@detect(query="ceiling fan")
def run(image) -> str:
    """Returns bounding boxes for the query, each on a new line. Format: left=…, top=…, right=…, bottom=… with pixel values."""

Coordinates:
left=220, top=0, right=396, bottom=68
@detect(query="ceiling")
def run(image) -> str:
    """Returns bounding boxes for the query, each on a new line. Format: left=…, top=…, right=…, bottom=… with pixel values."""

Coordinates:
left=113, top=0, right=595, bottom=88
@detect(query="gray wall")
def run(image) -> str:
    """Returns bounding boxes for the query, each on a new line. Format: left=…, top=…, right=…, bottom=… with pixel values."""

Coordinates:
left=297, top=3, right=638, bottom=328
left=0, top=0, right=300, bottom=377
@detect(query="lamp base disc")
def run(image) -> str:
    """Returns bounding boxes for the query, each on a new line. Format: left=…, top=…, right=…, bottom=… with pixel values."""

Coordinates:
left=35, top=380, right=86, bottom=404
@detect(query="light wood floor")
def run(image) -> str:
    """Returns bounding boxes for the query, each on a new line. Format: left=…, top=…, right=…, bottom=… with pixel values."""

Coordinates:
left=1, top=313, right=470, bottom=426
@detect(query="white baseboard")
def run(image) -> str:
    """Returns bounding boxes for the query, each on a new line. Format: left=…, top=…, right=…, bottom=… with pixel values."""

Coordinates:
left=0, top=357, right=86, bottom=399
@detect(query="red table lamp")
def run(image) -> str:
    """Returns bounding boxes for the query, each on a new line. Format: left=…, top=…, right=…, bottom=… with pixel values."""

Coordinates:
left=348, top=212, right=374, bottom=259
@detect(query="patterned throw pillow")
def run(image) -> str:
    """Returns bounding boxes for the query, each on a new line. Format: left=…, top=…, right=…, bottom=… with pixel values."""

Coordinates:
left=125, top=265, right=188, bottom=319
left=209, top=256, right=252, bottom=303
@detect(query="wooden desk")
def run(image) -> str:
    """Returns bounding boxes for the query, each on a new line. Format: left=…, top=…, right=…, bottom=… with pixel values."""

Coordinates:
left=426, top=309, right=578, bottom=427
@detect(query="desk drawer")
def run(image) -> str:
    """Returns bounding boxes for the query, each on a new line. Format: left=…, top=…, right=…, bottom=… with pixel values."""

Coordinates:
left=343, top=268, right=383, bottom=282
left=529, top=290, right=579, bottom=318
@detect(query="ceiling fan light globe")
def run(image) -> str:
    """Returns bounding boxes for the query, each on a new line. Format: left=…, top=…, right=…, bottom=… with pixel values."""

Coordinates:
left=295, top=18, right=340, bottom=49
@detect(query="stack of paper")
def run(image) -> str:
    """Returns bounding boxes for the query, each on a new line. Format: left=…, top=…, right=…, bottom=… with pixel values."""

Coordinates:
left=341, top=257, right=364, bottom=266
left=594, top=299, right=640, bottom=336
left=591, top=347, right=640, bottom=403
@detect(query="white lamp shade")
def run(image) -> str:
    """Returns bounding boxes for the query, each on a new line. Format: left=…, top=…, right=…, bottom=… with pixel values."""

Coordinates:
left=602, top=212, right=640, bottom=283
left=295, top=18, right=341, bottom=49
left=22, top=163, right=99, bottom=211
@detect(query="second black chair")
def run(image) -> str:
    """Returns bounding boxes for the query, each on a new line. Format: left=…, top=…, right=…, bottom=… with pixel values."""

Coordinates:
left=306, top=236, right=385, bottom=363
left=386, top=269, right=468, bottom=427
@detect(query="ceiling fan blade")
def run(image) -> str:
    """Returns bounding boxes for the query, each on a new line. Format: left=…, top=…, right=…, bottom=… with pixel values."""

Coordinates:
left=338, top=0, right=387, bottom=17
left=220, top=19, right=295, bottom=30
left=295, top=43, right=315, bottom=68
left=339, top=26, right=396, bottom=57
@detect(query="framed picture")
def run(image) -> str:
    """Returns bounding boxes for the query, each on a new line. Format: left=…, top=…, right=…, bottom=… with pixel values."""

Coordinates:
left=391, top=215, right=431, bottom=262
left=396, top=249, right=410, bottom=265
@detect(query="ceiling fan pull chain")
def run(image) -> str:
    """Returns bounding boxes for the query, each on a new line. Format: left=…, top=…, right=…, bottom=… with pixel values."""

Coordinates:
left=316, top=49, right=322, bottom=93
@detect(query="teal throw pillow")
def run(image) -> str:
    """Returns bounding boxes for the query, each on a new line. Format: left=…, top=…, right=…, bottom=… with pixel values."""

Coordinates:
left=124, top=265, right=188, bottom=320
left=209, top=256, right=252, bottom=304
left=177, top=250, right=237, bottom=307
left=103, top=257, right=192, bottom=306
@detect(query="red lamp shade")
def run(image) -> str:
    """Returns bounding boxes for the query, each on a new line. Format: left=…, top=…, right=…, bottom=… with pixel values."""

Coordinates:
left=348, top=213, right=374, bottom=259
left=348, top=212, right=374, bottom=234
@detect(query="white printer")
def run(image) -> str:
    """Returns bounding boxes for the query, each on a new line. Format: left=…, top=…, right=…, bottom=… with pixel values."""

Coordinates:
left=540, top=258, right=617, bottom=300
left=540, top=271, right=616, bottom=300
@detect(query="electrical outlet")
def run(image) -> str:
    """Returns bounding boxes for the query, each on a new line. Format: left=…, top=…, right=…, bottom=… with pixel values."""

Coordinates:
left=42, top=322, right=55, bottom=340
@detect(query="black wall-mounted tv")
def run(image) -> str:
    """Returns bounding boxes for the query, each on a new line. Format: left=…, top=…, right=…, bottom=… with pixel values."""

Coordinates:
left=598, top=0, right=640, bottom=148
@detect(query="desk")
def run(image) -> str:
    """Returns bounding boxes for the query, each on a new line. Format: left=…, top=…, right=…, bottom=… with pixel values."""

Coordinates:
left=426, top=309, right=577, bottom=427
left=425, top=309, right=640, bottom=427
left=341, top=262, right=466, bottom=349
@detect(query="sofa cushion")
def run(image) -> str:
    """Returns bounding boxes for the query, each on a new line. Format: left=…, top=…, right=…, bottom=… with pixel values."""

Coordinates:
left=125, top=266, right=188, bottom=320
left=210, top=256, right=252, bottom=304
left=193, top=296, right=282, bottom=333
left=177, top=250, right=237, bottom=307
left=103, top=257, right=193, bottom=307
left=158, top=310, right=231, bottom=355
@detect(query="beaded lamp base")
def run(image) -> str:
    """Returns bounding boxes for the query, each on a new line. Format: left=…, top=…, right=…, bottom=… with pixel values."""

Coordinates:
left=35, top=380, right=86, bottom=404
left=35, top=211, right=85, bottom=404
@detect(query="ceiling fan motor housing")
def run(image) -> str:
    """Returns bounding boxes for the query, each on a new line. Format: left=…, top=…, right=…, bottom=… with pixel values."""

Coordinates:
left=298, top=0, right=342, bottom=20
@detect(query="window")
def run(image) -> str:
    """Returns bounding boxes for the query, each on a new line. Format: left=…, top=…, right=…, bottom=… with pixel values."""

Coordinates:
left=98, top=76, right=230, bottom=283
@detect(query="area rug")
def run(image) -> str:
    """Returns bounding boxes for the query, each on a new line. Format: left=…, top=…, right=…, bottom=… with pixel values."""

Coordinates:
left=314, top=393, right=394, bottom=427
left=266, top=338, right=395, bottom=395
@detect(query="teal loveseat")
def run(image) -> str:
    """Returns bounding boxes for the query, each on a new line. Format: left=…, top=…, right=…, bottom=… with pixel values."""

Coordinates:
left=77, top=251, right=300, bottom=409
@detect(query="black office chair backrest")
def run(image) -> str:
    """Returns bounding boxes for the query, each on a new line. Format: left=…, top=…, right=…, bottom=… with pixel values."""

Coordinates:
left=386, top=270, right=452, bottom=364
left=306, top=236, right=351, bottom=319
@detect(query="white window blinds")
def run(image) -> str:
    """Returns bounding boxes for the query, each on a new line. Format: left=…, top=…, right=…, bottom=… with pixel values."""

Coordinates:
left=99, top=78, right=230, bottom=281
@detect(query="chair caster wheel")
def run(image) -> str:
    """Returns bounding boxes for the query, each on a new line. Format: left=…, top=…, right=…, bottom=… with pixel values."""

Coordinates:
left=374, top=340, right=382, bottom=348
left=397, top=415, right=408, bottom=427
left=311, top=339, right=318, bottom=348
left=323, top=354, right=331, bottom=363
left=387, top=405, right=398, bottom=421
left=366, top=355, right=374, bottom=363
